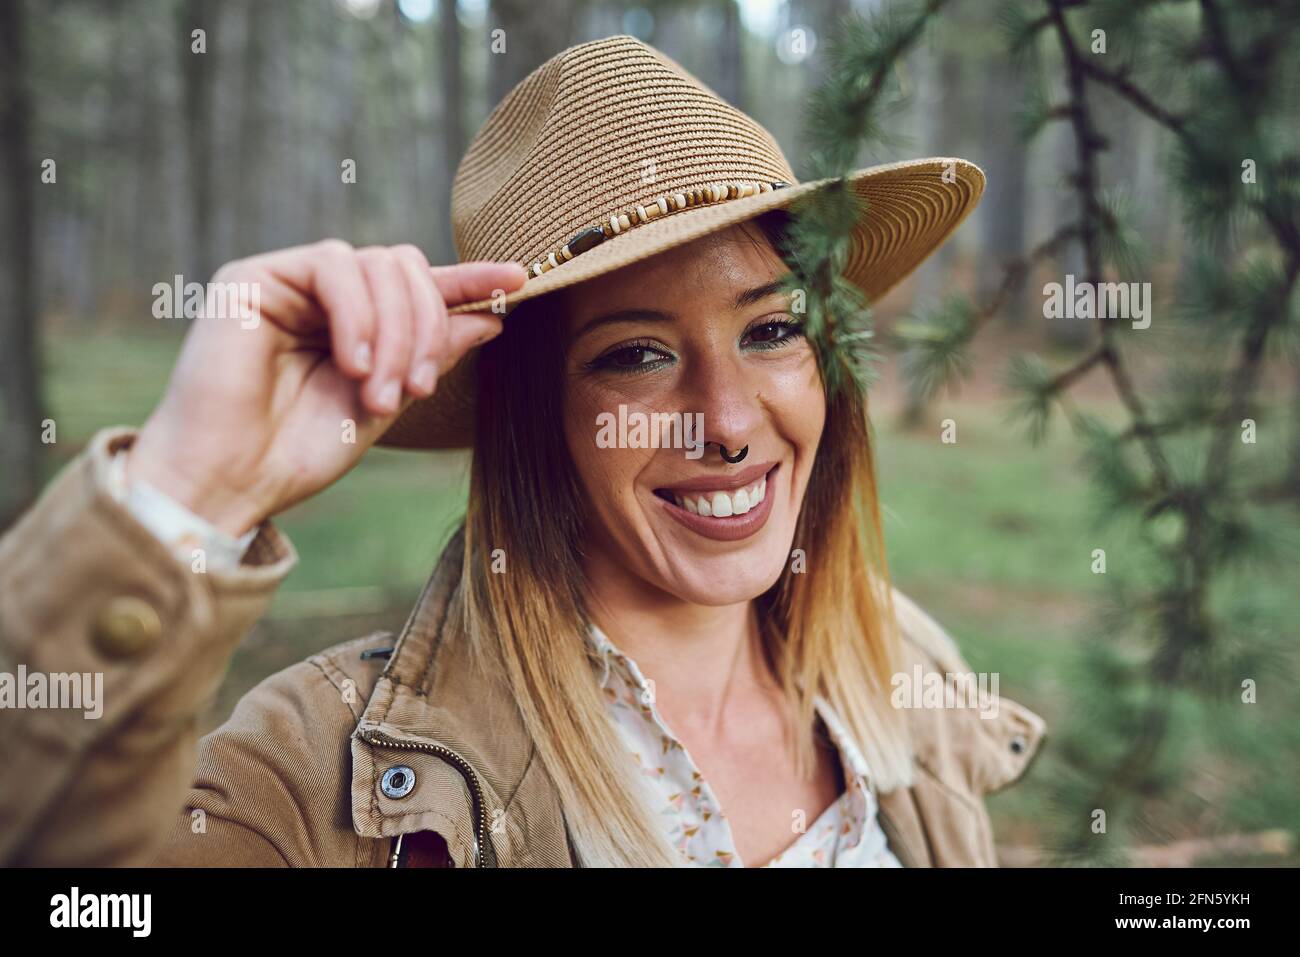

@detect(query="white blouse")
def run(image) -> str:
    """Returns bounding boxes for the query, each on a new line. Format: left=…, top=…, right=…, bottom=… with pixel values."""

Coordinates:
left=588, top=624, right=903, bottom=868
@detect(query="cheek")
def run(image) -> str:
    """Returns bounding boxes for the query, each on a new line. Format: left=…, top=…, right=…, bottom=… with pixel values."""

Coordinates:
left=563, top=380, right=653, bottom=518
left=765, top=350, right=827, bottom=450
left=563, top=381, right=599, bottom=484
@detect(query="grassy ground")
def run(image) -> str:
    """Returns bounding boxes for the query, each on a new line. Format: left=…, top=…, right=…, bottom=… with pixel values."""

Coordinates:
left=34, top=327, right=1300, bottom=864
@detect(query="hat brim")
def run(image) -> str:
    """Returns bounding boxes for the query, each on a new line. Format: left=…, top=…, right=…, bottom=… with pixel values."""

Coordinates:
left=380, top=157, right=984, bottom=449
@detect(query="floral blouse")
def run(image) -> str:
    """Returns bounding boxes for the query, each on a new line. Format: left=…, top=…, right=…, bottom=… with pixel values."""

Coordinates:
left=588, top=624, right=903, bottom=868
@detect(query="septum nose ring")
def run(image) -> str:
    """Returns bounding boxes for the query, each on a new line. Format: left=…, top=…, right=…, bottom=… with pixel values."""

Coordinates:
left=718, top=444, right=749, bottom=464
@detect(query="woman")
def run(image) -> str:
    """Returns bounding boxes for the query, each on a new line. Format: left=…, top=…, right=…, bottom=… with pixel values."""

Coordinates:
left=0, top=35, right=1044, bottom=868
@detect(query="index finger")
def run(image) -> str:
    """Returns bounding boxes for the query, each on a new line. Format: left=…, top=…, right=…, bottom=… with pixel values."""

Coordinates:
left=243, top=238, right=376, bottom=379
left=428, top=261, right=527, bottom=308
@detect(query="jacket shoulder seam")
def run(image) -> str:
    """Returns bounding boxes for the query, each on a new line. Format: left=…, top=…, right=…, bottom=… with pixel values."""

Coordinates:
left=307, top=630, right=395, bottom=668
left=309, top=653, right=370, bottom=723
left=890, top=588, right=972, bottom=673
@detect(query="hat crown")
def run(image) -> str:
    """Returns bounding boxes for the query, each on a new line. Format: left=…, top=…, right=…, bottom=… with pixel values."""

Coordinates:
left=451, top=35, right=796, bottom=268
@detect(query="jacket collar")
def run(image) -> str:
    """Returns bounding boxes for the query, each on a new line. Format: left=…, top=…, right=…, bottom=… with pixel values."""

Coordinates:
left=350, top=529, right=567, bottom=867
left=349, top=528, right=1047, bottom=867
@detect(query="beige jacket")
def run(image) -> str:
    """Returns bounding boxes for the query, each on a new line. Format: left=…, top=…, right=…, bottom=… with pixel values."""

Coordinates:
left=0, top=429, right=1046, bottom=868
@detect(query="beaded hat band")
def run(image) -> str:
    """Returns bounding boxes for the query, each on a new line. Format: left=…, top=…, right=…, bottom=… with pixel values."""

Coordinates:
left=380, top=35, right=984, bottom=450
left=527, top=179, right=790, bottom=279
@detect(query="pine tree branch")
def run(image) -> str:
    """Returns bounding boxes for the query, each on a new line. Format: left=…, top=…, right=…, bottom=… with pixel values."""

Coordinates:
left=1075, top=59, right=1188, bottom=137
left=855, top=0, right=952, bottom=114
left=1197, top=0, right=1249, bottom=93
left=1183, top=0, right=1300, bottom=590
left=1047, top=0, right=1178, bottom=498
left=794, top=0, right=957, bottom=395
left=1204, top=258, right=1300, bottom=493
left=951, top=0, right=1300, bottom=862
left=1047, top=344, right=1106, bottom=394
left=975, top=223, right=1081, bottom=331
left=1117, top=407, right=1261, bottom=443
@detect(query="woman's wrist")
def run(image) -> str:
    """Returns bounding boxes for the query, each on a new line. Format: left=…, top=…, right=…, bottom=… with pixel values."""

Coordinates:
left=123, top=431, right=269, bottom=539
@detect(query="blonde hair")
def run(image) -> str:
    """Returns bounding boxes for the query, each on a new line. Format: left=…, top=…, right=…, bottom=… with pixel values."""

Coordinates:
left=459, top=224, right=911, bottom=867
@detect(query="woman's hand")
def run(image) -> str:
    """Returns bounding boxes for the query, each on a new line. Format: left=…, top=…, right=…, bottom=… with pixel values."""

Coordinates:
left=125, top=240, right=526, bottom=536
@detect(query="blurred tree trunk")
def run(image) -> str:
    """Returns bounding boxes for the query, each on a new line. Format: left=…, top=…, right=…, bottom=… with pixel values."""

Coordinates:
left=715, top=0, right=743, bottom=109
left=902, top=34, right=966, bottom=428
left=930, top=51, right=963, bottom=278
left=332, top=16, right=360, bottom=245
left=804, top=0, right=850, bottom=84
left=235, top=0, right=268, bottom=256
left=439, top=0, right=465, bottom=262
left=787, top=0, right=849, bottom=175
left=0, top=0, right=42, bottom=529
left=131, top=16, right=168, bottom=293
left=178, top=0, right=216, bottom=281
left=1288, top=366, right=1300, bottom=496
left=488, top=0, right=578, bottom=105
left=907, top=43, right=964, bottom=303
left=304, top=8, right=335, bottom=243
left=979, top=56, right=1030, bottom=323
left=1048, top=119, right=1089, bottom=347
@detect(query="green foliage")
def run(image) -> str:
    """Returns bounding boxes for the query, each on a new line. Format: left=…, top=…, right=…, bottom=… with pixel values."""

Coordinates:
left=1150, top=363, right=1225, bottom=434
left=1094, top=189, right=1148, bottom=280
left=780, top=185, right=881, bottom=396
left=1005, top=351, right=1057, bottom=444
left=1074, top=413, right=1150, bottom=522
left=820, top=0, right=1300, bottom=861
left=784, top=1, right=949, bottom=398
left=1012, top=75, right=1056, bottom=143
left=895, top=295, right=977, bottom=401
left=804, top=1, right=943, bottom=175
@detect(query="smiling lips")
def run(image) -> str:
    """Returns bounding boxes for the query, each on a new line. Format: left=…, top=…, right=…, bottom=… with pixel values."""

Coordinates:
left=653, top=461, right=779, bottom=542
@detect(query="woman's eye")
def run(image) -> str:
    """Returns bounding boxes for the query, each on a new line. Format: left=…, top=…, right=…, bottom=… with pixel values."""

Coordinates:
left=610, top=346, right=655, bottom=366
left=590, top=342, right=671, bottom=373
left=744, top=318, right=804, bottom=349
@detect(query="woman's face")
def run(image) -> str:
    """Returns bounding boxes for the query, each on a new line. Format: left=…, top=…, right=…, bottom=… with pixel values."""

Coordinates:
left=561, top=222, right=826, bottom=607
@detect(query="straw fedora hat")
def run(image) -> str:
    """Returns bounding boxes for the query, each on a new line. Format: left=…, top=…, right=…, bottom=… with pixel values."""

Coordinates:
left=381, top=34, right=984, bottom=449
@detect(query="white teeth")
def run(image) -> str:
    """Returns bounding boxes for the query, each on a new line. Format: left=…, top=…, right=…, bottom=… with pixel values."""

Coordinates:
left=665, top=473, right=771, bottom=520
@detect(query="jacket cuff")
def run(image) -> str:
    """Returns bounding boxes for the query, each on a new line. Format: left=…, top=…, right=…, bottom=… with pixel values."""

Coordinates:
left=106, top=445, right=261, bottom=571
left=0, top=426, right=296, bottom=749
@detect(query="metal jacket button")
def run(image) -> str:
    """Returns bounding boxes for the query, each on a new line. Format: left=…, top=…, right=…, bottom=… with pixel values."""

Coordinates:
left=92, top=596, right=162, bottom=659
left=382, top=766, right=417, bottom=799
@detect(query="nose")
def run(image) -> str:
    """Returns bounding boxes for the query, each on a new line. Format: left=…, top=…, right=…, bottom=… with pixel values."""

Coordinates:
left=684, top=354, right=764, bottom=461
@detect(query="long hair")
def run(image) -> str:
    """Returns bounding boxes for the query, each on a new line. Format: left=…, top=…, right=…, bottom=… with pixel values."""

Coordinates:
left=459, top=213, right=912, bottom=867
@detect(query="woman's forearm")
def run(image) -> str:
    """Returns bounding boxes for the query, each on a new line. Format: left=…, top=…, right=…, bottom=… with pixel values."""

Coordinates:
left=0, top=427, right=295, bottom=865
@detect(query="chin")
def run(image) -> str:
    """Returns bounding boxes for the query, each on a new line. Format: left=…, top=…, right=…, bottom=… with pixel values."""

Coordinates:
left=655, top=548, right=790, bottom=607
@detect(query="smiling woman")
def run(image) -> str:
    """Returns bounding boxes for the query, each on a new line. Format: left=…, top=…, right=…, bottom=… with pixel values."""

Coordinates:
left=467, top=213, right=915, bottom=866
left=0, top=34, right=1045, bottom=869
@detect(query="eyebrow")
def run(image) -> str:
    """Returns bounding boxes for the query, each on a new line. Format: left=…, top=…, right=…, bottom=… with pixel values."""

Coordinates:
left=732, top=278, right=788, bottom=310
left=574, top=280, right=790, bottom=341
left=573, top=309, right=673, bottom=341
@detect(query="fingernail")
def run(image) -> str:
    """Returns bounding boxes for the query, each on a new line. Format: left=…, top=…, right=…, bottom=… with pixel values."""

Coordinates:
left=378, top=380, right=400, bottom=413
left=354, top=343, right=373, bottom=373
left=413, top=360, right=438, bottom=394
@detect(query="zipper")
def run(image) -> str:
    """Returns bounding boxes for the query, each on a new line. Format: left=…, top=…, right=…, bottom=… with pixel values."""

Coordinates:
left=361, top=729, right=494, bottom=868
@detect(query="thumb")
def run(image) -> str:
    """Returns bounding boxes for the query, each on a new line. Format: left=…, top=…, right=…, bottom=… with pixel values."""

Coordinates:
left=446, top=311, right=506, bottom=359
